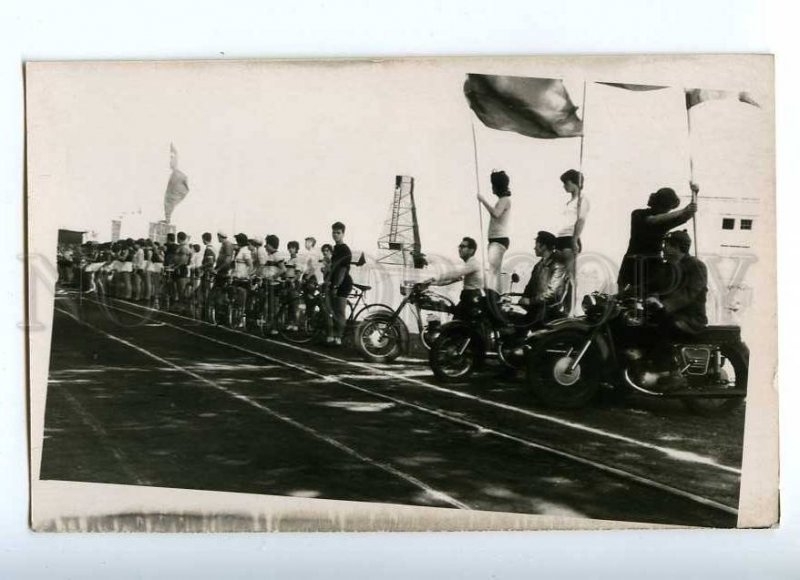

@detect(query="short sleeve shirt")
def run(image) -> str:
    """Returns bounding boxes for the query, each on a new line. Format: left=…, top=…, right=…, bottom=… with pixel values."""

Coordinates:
left=556, top=196, right=590, bottom=237
left=233, top=246, right=252, bottom=279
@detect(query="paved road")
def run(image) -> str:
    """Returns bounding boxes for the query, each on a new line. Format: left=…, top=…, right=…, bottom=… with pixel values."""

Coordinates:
left=40, top=294, right=747, bottom=527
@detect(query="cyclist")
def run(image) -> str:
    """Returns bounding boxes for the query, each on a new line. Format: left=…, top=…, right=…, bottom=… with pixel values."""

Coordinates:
left=199, top=232, right=217, bottom=313
left=329, top=222, right=353, bottom=346
left=302, top=236, right=323, bottom=286
left=232, top=233, right=254, bottom=328
left=214, top=230, right=234, bottom=280
left=131, top=239, right=146, bottom=301
left=262, top=234, right=286, bottom=335
left=174, top=231, right=193, bottom=305
left=284, top=240, right=301, bottom=331
left=117, top=239, right=134, bottom=300
left=189, top=242, right=203, bottom=303
left=149, top=242, right=165, bottom=308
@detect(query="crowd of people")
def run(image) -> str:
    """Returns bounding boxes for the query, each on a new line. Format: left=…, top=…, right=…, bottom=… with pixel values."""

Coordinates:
left=58, top=169, right=706, bottom=367
left=58, top=222, right=359, bottom=345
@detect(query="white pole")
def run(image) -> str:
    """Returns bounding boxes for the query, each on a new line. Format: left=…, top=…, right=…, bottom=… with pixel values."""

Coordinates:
left=470, top=121, right=488, bottom=291
left=571, top=80, right=588, bottom=314
left=686, top=106, right=699, bottom=258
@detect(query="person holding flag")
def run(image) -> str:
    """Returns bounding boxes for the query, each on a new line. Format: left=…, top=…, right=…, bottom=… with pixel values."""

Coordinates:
left=617, top=183, right=698, bottom=298
left=476, top=170, right=512, bottom=293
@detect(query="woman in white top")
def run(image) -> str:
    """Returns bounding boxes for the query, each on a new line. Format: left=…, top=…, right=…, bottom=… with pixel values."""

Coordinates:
left=556, top=169, right=589, bottom=254
left=477, top=170, right=512, bottom=292
left=555, top=169, right=589, bottom=312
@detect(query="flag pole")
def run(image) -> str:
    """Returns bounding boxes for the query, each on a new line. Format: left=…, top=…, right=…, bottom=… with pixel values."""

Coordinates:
left=470, top=121, right=488, bottom=291
left=686, top=104, right=699, bottom=258
left=571, top=80, right=588, bottom=314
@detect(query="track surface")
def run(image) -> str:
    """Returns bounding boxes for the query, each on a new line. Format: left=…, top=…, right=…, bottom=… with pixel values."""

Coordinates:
left=40, top=294, right=747, bottom=526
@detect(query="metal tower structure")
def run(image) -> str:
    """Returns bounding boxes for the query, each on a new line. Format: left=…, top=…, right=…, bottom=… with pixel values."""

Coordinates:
left=376, top=175, right=425, bottom=268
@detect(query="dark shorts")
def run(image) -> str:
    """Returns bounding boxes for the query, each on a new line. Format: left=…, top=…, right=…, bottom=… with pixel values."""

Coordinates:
left=555, top=236, right=582, bottom=252
left=336, top=276, right=353, bottom=298
left=488, top=237, right=510, bottom=250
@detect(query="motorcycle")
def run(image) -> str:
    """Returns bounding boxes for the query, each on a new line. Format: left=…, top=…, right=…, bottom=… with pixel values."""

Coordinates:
left=524, top=291, right=749, bottom=415
left=428, top=274, right=555, bottom=382
left=354, top=280, right=456, bottom=363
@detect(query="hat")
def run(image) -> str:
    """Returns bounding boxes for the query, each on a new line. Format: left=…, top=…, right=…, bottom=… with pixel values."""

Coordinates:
left=648, top=187, right=680, bottom=211
left=664, top=229, right=692, bottom=252
left=216, top=230, right=228, bottom=239
left=535, top=230, right=557, bottom=248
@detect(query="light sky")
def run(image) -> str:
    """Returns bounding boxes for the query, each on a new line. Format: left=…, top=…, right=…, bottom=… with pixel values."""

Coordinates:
left=42, top=63, right=768, bottom=261
left=36, top=60, right=770, bottom=329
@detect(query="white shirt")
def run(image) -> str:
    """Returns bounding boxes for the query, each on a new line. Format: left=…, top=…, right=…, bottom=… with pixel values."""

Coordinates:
left=487, top=196, right=511, bottom=238
left=233, top=246, right=252, bottom=279
left=557, top=196, right=590, bottom=237
left=263, top=250, right=286, bottom=282
left=302, top=249, right=323, bottom=281
left=438, top=255, right=483, bottom=291
left=132, top=248, right=145, bottom=270
left=190, top=250, right=204, bottom=270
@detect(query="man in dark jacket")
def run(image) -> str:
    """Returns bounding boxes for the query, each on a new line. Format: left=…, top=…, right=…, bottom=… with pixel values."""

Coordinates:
left=647, top=229, right=708, bottom=334
left=518, top=231, right=568, bottom=326
left=642, top=229, right=708, bottom=390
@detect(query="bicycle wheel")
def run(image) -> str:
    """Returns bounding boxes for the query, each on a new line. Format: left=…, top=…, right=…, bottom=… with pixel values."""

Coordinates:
left=277, top=301, right=318, bottom=344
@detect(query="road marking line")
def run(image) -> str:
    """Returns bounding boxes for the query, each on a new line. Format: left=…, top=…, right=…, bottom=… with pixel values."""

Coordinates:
left=101, top=296, right=742, bottom=475
left=54, top=307, right=471, bottom=511
left=78, top=303, right=739, bottom=515
left=57, top=387, right=150, bottom=486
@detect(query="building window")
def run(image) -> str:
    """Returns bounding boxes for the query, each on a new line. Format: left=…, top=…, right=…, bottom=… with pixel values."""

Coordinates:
left=741, top=219, right=753, bottom=230
left=722, top=218, right=735, bottom=230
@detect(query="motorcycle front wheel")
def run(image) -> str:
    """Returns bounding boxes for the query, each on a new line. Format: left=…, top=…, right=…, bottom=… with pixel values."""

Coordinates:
left=527, top=329, right=600, bottom=409
left=429, top=327, right=483, bottom=382
left=681, top=344, right=747, bottom=416
left=354, top=315, right=406, bottom=363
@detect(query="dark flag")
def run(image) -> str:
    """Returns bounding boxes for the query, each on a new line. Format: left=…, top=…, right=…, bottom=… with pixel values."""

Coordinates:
left=685, top=88, right=760, bottom=110
left=464, top=74, right=583, bottom=139
left=596, top=82, right=668, bottom=91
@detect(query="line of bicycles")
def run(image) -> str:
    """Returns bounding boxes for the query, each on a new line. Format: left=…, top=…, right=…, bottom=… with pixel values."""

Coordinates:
left=151, top=267, right=395, bottom=345
left=115, top=268, right=750, bottom=417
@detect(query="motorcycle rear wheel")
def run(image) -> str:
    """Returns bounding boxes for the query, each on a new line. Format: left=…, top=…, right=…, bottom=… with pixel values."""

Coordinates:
left=429, top=327, right=483, bottom=382
left=527, top=330, right=600, bottom=409
left=681, top=344, right=747, bottom=416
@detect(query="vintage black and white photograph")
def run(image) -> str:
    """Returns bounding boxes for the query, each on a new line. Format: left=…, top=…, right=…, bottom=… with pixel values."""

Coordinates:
left=26, top=56, right=777, bottom=531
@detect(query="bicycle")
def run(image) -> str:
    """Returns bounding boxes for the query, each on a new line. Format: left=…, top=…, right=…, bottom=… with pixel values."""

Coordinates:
left=206, top=273, right=246, bottom=328
left=159, top=267, right=176, bottom=312
left=277, top=281, right=392, bottom=344
left=245, top=276, right=266, bottom=333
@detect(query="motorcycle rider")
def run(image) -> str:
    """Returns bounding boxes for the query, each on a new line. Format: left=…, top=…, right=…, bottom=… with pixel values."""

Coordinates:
left=426, top=237, right=484, bottom=319
left=641, top=229, right=708, bottom=390
left=517, top=231, right=568, bottom=327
